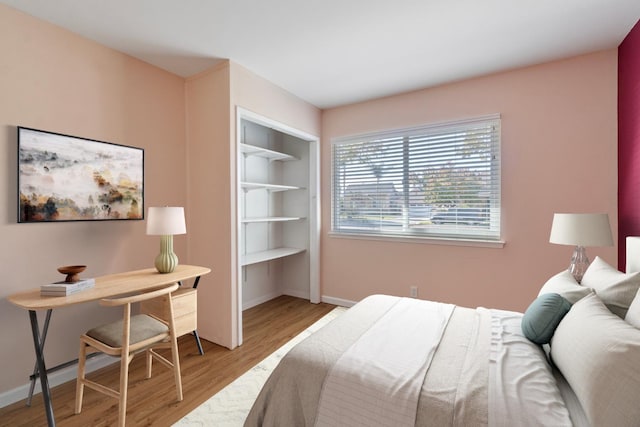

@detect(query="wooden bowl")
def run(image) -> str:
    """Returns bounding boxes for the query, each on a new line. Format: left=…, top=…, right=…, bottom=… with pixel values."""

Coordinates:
left=57, top=265, right=86, bottom=283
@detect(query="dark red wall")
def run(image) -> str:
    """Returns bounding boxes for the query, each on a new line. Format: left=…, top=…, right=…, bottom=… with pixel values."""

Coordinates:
left=618, top=19, right=640, bottom=270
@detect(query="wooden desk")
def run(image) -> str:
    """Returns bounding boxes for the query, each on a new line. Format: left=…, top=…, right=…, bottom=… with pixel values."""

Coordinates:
left=7, top=264, right=211, bottom=427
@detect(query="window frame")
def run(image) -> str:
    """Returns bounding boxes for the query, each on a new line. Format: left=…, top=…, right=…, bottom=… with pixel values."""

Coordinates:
left=330, top=114, right=502, bottom=245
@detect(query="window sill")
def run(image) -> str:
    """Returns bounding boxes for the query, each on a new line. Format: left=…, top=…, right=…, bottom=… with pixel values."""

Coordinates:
left=328, top=231, right=505, bottom=248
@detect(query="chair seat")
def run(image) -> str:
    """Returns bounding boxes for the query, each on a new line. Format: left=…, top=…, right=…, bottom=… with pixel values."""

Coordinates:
left=87, top=314, right=168, bottom=348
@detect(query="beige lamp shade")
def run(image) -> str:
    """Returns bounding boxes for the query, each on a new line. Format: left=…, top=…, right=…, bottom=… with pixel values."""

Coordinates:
left=549, top=213, right=613, bottom=247
left=146, top=207, right=186, bottom=236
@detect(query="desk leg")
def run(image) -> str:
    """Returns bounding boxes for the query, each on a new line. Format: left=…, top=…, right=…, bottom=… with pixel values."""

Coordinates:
left=192, top=276, right=203, bottom=355
left=28, top=310, right=56, bottom=427
left=192, top=330, right=204, bottom=355
left=27, top=309, right=52, bottom=406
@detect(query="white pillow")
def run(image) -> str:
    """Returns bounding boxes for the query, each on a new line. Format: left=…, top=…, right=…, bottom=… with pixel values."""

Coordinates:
left=625, top=288, right=640, bottom=329
left=551, top=293, right=640, bottom=427
left=581, top=256, right=640, bottom=318
left=538, top=270, right=592, bottom=304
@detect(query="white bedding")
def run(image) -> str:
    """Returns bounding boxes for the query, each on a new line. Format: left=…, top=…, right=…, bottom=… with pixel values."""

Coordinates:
left=487, top=308, right=574, bottom=426
left=553, top=366, right=590, bottom=427
left=315, top=299, right=454, bottom=427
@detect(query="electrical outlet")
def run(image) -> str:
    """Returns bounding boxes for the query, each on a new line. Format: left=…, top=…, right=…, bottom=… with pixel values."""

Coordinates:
left=410, top=286, right=418, bottom=298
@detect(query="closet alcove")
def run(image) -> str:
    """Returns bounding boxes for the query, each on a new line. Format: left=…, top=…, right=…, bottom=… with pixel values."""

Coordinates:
left=236, top=108, right=320, bottom=345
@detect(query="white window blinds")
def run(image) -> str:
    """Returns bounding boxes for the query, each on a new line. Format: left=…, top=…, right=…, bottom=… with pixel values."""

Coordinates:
left=331, top=115, right=501, bottom=241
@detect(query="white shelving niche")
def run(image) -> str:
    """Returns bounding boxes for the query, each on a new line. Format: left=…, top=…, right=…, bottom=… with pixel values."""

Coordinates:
left=237, top=110, right=320, bottom=324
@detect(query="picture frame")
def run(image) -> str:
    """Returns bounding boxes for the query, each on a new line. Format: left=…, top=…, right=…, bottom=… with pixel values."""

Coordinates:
left=18, top=126, right=144, bottom=223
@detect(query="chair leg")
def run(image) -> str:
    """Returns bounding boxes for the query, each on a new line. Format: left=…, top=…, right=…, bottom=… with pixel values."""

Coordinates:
left=75, top=341, right=87, bottom=414
left=146, top=349, right=152, bottom=379
left=118, top=354, right=130, bottom=427
left=170, top=334, right=183, bottom=401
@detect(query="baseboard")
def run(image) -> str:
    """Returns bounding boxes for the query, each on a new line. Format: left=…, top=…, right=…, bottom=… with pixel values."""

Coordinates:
left=281, top=288, right=310, bottom=300
left=244, top=289, right=316, bottom=311
left=321, top=295, right=357, bottom=307
left=243, top=291, right=283, bottom=311
left=0, top=353, right=115, bottom=409
left=243, top=290, right=358, bottom=310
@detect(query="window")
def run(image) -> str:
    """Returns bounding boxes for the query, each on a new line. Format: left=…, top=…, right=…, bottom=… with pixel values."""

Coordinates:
left=331, top=115, right=501, bottom=242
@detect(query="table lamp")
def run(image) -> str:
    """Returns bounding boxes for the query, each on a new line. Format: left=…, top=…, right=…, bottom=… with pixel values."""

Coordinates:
left=146, top=207, right=186, bottom=273
left=549, top=213, right=613, bottom=283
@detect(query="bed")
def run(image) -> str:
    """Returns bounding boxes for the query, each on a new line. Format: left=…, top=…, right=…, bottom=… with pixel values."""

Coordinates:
left=245, top=239, right=640, bottom=427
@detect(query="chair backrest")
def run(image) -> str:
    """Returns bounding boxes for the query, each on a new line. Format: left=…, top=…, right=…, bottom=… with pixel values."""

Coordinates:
left=99, top=283, right=180, bottom=307
left=95, top=283, right=180, bottom=353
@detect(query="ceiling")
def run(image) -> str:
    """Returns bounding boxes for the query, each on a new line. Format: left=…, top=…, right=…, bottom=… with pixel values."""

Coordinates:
left=2, top=0, right=640, bottom=109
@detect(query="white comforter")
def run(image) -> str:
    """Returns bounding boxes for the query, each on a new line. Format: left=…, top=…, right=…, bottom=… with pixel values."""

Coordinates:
left=315, top=299, right=454, bottom=427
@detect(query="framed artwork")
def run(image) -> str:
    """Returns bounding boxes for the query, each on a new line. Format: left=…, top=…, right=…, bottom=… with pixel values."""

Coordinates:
left=18, top=127, right=144, bottom=222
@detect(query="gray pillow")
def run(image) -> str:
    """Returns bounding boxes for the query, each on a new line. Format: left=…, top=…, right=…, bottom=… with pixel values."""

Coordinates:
left=551, top=293, right=640, bottom=427
left=538, top=270, right=592, bottom=303
left=521, top=293, right=571, bottom=344
left=581, top=256, right=640, bottom=318
left=625, top=289, right=640, bottom=328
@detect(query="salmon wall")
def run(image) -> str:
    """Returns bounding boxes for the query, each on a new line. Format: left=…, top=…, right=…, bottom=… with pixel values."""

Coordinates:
left=184, top=63, right=233, bottom=347
left=321, top=50, right=619, bottom=311
left=0, top=4, right=187, bottom=396
left=619, top=19, right=640, bottom=269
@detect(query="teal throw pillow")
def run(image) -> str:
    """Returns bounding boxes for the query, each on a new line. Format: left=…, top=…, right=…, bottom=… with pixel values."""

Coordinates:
left=521, top=293, right=571, bottom=344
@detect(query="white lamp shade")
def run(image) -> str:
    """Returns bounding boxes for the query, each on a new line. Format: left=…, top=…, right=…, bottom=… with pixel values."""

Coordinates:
left=549, top=213, right=613, bottom=247
left=146, top=207, right=186, bottom=235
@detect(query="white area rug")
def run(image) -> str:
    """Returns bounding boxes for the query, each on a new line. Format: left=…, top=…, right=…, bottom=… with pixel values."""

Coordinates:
left=174, top=306, right=347, bottom=426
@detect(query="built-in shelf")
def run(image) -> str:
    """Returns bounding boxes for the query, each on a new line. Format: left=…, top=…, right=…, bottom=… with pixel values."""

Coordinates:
left=241, top=181, right=300, bottom=192
left=236, top=111, right=320, bottom=337
left=242, top=216, right=304, bottom=223
left=240, top=143, right=298, bottom=161
left=241, top=247, right=306, bottom=266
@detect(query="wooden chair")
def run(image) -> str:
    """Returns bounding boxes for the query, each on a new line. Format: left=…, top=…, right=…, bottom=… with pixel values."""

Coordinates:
left=75, top=283, right=182, bottom=427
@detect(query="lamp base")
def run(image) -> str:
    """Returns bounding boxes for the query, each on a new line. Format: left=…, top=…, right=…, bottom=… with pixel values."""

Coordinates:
left=155, top=235, right=178, bottom=274
left=568, top=245, right=590, bottom=283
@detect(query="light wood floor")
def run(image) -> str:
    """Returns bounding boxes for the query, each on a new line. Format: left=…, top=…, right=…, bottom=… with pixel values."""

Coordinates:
left=0, top=295, right=336, bottom=427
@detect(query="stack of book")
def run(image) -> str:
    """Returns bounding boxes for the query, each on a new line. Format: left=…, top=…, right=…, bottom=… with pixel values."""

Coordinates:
left=40, top=278, right=95, bottom=296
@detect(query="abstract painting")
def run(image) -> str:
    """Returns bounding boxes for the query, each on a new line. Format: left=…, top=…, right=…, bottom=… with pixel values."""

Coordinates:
left=18, top=127, right=144, bottom=222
